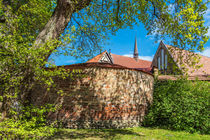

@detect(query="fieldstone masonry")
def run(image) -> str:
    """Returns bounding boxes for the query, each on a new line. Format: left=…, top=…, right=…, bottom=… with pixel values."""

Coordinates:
left=31, top=63, right=154, bottom=128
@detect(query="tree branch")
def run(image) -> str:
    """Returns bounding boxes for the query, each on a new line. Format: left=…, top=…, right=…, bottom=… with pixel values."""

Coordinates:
left=72, top=15, right=97, bottom=48
left=116, top=0, right=120, bottom=22
left=34, top=0, right=92, bottom=55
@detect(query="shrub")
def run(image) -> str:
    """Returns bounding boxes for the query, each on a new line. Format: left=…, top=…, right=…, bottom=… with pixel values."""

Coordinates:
left=0, top=104, right=57, bottom=139
left=143, top=79, right=210, bottom=134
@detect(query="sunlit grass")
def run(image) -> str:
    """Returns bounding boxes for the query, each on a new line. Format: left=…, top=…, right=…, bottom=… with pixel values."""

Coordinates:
left=50, top=127, right=210, bottom=140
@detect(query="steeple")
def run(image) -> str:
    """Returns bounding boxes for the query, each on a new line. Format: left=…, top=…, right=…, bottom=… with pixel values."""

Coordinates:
left=133, top=37, right=138, bottom=61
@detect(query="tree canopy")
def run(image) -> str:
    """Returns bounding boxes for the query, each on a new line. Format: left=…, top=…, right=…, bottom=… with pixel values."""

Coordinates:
left=1, top=0, right=208, bottom=58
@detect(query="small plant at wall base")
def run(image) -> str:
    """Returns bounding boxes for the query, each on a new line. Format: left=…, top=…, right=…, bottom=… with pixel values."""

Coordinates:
left=143, top=79, right=210, bottom=134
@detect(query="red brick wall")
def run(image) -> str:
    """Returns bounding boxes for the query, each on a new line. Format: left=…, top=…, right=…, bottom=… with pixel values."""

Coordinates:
left=31, top=66, right=154, bottom=128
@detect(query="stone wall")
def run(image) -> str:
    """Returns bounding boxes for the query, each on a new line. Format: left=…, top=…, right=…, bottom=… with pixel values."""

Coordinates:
left=31, top=63, right=154, bottom=128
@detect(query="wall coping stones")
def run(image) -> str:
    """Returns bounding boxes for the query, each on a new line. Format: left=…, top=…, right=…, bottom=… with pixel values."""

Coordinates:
left=46, top=62, right=154, bottom=76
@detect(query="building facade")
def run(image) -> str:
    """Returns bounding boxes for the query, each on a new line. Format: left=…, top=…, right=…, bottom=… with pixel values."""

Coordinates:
left=152, top=41, right=210, bottom=80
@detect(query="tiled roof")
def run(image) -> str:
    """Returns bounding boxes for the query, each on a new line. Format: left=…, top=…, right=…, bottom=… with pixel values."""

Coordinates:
left=86, top=52, right=152, bottom=72
left=86, top=51, right=107, bottom=63
left=111, top=54, right=152, bottom=69
left=165, top=45, right=210, bottom=76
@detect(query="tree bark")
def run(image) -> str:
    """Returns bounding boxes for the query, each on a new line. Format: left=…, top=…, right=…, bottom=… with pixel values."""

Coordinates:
left=34, top=0, right=92, bottom=50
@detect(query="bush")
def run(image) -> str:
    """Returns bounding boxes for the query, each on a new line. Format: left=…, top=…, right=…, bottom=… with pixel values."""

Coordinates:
left=0, top=104, right=57, bottom=139
left=143, top=79, right=210, bottom=134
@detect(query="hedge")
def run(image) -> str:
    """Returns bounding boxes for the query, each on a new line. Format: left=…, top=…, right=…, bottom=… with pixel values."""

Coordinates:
left=143, top=79, right=210, bottom=134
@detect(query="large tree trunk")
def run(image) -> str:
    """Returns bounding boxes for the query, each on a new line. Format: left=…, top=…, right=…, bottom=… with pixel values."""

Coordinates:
left=34, top=0, right=92, bottom=50
left=0, top=0, right=92, bottom=121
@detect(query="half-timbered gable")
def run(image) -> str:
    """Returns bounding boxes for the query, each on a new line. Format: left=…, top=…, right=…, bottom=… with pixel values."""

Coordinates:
left=99, top=51, right=113, bottom=63
left=87, top=51, right=113, bottom=64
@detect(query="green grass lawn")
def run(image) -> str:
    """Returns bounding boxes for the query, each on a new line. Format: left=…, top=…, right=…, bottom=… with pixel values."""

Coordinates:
left=49, top=127, right=210, bottom=140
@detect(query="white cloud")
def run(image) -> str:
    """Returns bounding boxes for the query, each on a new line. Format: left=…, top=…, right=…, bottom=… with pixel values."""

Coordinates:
left=146, top=34, right=155, bottom=40
left=200, top=47, right=210, bottom=57
left=207, top=28, right=210, bottom=37
left=139, top=56, right=154, bottom=61
left=123, top=54, right=133, bottom=58
left=204, top=5, right=210, bottom=24
left=123, top=54, right=154, bottom=61
left=146, top=28, right=159, bottom=40
left=66, top=60, right=77, bottom=63
left=204, top=3, right=210, bottom=36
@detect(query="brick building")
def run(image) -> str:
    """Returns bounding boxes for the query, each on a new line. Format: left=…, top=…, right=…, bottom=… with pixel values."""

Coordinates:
left=152, top=41, right=210, bottom=81
left=88, top=40, right=210, bottom=81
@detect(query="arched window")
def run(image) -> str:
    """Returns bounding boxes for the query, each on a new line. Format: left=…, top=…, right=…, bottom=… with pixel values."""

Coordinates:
left=158, top=57, right=160, bottom=70
left=161, top=49, right=164, bottom=69
left=165, top=54, right=167, bottom=69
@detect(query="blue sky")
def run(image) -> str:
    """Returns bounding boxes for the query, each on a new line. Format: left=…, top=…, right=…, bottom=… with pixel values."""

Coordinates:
left=53, top=3, right=210, bottom=66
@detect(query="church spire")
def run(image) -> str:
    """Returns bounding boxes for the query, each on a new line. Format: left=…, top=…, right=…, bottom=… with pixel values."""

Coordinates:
left=133, top=37, right=138, bottom=60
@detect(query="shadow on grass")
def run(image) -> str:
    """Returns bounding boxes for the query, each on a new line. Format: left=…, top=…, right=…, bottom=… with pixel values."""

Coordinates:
left=49, top=129, right=144, bottom=139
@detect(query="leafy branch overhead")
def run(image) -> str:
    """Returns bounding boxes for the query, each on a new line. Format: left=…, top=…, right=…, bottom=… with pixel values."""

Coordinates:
left=1, top=0, right=208, bottom=58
